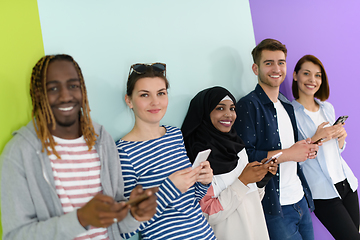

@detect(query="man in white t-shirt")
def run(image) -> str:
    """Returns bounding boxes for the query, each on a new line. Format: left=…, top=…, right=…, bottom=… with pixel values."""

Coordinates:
left=234, top=39, right=319, bottom=240
left=1, top=54, right=157, bottom=240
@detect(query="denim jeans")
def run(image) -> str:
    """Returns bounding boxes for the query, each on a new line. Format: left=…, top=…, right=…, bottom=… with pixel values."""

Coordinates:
left=265, top=196, right=314, bottom=240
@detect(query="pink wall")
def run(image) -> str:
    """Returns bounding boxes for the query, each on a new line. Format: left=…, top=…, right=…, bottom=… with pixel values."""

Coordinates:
left=250, top=1, right=360, bottom=239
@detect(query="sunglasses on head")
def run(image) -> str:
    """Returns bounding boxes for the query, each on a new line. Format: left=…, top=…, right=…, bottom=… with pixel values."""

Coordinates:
left=128, top=63, right=166, bottom=79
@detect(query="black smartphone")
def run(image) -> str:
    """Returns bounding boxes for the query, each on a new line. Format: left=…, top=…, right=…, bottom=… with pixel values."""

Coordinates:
left=313, top=138, right=324, bottom=144
left=333, top=115, right=348, bottom=125
left=125, top=193, right=149, bottom=206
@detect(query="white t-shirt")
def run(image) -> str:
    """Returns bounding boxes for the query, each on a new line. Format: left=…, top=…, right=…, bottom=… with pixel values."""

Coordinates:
left=304, top=108, right=346, bottom=184
left=273, top=101, right=304, bottom=206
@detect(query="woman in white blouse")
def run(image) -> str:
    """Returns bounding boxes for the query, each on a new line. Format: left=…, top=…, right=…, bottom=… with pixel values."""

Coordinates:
left=291, top=55, right=359, bottom=240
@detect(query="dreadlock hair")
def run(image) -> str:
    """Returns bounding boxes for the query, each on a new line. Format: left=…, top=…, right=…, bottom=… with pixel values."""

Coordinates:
left=30, top=54, right=98, bottom=159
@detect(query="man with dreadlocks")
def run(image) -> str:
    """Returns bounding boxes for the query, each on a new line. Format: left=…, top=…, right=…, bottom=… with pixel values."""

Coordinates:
left=0, top=54, right=157, bottom=240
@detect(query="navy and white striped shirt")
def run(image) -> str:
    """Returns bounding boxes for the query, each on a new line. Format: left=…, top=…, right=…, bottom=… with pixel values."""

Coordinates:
left=116, top=126, right=216, bottom=240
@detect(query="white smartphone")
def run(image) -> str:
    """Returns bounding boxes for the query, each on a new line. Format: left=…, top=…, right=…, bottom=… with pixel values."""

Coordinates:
left=265, top=152, right=282, bottom=164
left=192, top=149, right=211, bottom=169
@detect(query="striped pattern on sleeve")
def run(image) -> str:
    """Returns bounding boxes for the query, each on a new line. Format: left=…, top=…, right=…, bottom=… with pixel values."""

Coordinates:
left=116, top=126, right=216, bottom=240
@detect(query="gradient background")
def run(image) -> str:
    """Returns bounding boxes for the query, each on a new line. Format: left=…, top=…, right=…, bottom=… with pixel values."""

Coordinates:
left=1, top=1, right=359, bottom=239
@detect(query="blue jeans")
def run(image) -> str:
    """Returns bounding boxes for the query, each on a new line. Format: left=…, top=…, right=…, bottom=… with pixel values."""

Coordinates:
left=265, top=196, right=314, bottom=240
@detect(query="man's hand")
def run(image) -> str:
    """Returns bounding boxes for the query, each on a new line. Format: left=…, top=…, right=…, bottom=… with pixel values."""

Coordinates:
left=277, top=138, right=319, bottom=163
left=129, top=185, right=158, bottom=222
left=77, top=194, right=129, bottom=228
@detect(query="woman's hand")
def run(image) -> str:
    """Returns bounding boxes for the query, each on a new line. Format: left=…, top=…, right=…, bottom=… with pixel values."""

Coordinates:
left=169, top=167, right=201, bottom=193
left=312, top=122, right=340, bottom=143
left=261, top=158, right=278, bottom=175
left=333, top=123, right=347, bottom=149
left=196, top=161, right=213, bottom=185
left=312, top=122, right=347, bottom=149
left=238, top=161, right=268, bottom=186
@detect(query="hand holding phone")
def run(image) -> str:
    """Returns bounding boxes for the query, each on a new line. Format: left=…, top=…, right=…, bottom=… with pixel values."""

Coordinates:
left=333, top=115, right=348, bottom=125
left=192, top=149, right=211, bottom=169
left=264, top=152, right=282, bottom=164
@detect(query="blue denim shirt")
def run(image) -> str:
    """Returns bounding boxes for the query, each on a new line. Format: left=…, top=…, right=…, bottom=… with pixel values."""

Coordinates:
left=234, top=84, right=314, bottom=215
left=291, top=99, right=358, bottom=199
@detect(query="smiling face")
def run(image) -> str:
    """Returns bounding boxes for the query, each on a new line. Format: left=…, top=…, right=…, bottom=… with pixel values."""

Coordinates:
left=294, top=61, right=322, bottom=99
left=125, top=77, right=168, bottom=125
left=210, top=100, right=236, bottom=133
left=253, top=50, right=287, bottom=89
left=45, top=60, right=82, bottom=137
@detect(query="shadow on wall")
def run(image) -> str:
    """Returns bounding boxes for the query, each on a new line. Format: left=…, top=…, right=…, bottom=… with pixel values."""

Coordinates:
left=85, top=70, right=135, bottom=141
left=162, top=46, right=257, bottom=129
left=209, top=46, right=255, bottom=100
left=280, top=75, right=294, bottom=101
left=166, top=46, right=258, bottom=129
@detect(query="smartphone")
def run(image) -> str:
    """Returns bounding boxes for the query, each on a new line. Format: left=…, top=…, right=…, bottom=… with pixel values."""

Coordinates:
left=264, top=152, right=282, bottom=164
left=333, top=115, right=348, bottom=125
left=192, top=149, right=211, bottom=169
left=313, top=138, right=324, bottom=144
left=125, top=193, right=149, bottom=206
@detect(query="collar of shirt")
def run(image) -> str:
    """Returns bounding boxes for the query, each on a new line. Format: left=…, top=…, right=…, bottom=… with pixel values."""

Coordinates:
left=291, top=98, right=325, bottom=112
left=254, top=84, right=292, bottom=106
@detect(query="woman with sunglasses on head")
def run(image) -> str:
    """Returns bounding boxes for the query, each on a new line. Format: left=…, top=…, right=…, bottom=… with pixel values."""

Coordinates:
left=291, top=55, right=359, bottom=240
left=116, top=63, right=216, bottom=240
left=181, top=86, right=278, bottom=240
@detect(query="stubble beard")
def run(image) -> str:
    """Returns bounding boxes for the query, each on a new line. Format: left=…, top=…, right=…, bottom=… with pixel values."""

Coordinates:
left=258, top=73, right=284, bottom=88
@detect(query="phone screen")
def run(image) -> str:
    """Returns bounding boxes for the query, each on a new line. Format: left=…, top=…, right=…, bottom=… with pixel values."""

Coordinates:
left=333, top=115, right=348, bottom=125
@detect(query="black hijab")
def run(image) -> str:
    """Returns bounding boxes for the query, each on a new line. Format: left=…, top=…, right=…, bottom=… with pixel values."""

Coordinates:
left=181, top=86, right=245, bottom=175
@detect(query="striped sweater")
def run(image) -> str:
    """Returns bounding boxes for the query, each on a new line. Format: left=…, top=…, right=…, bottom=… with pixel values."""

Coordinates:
left=116, top=126, right=216, bottom=240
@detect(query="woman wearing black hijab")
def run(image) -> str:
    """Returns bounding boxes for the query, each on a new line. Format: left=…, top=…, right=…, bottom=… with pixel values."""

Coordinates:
left=182, top=86, right=277, bottom=240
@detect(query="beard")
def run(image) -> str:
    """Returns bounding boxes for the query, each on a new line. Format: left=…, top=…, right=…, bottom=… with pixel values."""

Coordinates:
left=258, top=72, right=285, bottom=88
left=55, top=118, right=77, bottom=127
left=52, top=110, right=81, bottom=128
